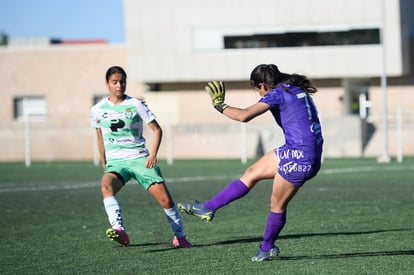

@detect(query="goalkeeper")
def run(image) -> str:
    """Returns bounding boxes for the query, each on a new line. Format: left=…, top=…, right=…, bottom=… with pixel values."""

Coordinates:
left=178, top=64, right=323, bottom=261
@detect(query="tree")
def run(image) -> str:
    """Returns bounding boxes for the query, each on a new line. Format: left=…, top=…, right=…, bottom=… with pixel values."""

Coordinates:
left=1, top=32, right=8, bottom=46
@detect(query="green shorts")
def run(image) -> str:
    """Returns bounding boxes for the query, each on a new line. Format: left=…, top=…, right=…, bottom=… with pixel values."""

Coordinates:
left=105, top=157, right=164, bottom=190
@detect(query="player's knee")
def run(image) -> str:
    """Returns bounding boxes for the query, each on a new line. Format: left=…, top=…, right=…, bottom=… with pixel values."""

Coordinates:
left=100, top=182, right=113, bottom=196
left=270, top=201, right=286, bottom=213
left=158, top=197, right=173, bottom=209
left=100, top=174, right=120, bottom=196
left=241, top=166, right=261, bottom=186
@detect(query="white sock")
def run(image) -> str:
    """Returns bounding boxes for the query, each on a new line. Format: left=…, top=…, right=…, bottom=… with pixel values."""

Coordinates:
left=103, top=196, right=125, bottom=230
left=163, top=204, right=185, bottom=238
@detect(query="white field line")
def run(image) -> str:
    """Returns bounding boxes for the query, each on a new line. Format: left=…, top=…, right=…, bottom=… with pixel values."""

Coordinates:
left=0, top=165, right=413, bottom=193
left=0, top=176, right=231, bottom=193
left=320, top=165, right=414, bottom=174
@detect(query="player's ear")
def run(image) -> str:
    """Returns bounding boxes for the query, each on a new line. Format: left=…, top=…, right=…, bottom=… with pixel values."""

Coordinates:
left=258, top=83, right=267, bottom=90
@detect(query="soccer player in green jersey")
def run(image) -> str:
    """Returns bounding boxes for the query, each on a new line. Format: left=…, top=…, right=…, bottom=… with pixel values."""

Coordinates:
left=90, top=66, right=192, bottom=248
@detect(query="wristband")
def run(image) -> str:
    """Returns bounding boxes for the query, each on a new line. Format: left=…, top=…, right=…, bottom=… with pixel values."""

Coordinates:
left=214, top=103, right=229, bottom=113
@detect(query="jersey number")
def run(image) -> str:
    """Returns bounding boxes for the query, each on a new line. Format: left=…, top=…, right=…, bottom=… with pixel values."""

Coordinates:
left=304, top=96, right=316, bottom=120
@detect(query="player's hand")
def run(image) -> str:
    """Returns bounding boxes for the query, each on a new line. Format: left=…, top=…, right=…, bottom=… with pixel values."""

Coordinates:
left=146, top=155, right=157, bottom=168
left=205, top=80, right=229, bottom=113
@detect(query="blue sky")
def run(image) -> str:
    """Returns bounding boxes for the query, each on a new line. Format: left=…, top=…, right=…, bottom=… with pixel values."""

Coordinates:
left=0, top=0, right=125, bottom=43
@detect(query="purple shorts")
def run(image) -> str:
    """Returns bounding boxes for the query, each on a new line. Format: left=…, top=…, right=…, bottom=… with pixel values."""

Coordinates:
left=275, top=145, right=321, bottom=187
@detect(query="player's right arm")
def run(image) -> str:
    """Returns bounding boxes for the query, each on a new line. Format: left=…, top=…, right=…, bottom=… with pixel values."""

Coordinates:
left=95, top=128, right=107, bottom=170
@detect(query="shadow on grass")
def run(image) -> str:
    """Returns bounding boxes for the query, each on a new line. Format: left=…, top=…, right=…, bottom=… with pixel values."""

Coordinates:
left=116, top=242, right=189, bottom=253
left=277, top=250, right=414, bottom=261
left=211, top=228, right=414, bottom=260
left=142, top=228, right=413, bottom=254
left=212, top=228, right=412, bottom=246
left=110, top=241, right=165, bottom=249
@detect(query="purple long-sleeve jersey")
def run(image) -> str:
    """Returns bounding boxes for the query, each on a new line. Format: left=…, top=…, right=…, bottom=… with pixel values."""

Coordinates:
left=259, top=83, right=323, bottom=160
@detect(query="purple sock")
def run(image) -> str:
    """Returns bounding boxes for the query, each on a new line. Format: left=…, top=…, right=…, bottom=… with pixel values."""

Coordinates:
left=204, top=179, right=250, bottom=211
left=261, top=211, right=287, bottom=252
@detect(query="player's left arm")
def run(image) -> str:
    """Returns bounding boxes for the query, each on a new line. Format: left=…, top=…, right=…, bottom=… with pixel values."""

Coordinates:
left=205, top=80, right=269, bottom=122
left=146, top=120, right=162, bottom=168
left=222, top=102, right=269, bottom=122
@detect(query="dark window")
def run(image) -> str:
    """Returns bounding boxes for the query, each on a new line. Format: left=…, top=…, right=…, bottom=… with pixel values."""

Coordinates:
left=13, top=96, right=47, bottom=120
left=224, top=28, right=380, bottom=49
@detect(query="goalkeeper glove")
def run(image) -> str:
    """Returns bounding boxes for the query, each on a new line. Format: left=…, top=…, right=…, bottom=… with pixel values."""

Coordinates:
left=205, top=80, right=229, bottom=113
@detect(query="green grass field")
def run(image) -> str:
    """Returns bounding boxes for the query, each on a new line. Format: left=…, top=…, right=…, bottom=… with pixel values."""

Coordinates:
left=1, top=158, right=413, bottom=274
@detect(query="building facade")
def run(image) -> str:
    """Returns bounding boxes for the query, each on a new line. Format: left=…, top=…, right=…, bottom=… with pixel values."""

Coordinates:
left=0, top=0, right=413, bottom=163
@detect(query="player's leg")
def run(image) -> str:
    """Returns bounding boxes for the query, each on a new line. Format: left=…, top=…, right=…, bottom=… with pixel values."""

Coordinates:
left=148, top=183, right=192, bottom=248
left=147, top=181, right=174, bottom=209
left=129, top=158, right=191, bottom=247
left=101, top=172, right=124, bottom=197
left=203, top=150, right=278, bottom=210
left=101, top=172, right=130, bottom=246
left=178, top=150, right=278, bottom=221
left=252, top=173, right=299, bottom=261
left=240, top=150, right=279, bottom=188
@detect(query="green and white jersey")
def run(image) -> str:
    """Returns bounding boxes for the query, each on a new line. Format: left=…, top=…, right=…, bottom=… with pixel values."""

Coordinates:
left=90, top=95, right=155, bottom=161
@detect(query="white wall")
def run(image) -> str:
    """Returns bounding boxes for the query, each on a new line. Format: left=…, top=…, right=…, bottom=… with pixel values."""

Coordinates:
left=124, top=0, right=405, bottom=82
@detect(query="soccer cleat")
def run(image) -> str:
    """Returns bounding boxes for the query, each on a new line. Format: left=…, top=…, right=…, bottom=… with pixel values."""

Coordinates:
left=106, top=228, right=130, bottom=246
left=172, top=236, right=193, bottom=248
left=251, top=246, right=280, bottom=261
left=177, top=201, right=215, bottom=222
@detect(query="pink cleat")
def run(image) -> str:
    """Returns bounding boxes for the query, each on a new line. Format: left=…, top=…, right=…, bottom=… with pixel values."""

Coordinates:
left=106, top=228, right=130, bottom=246
left=172, top=236, right=193, bottom=248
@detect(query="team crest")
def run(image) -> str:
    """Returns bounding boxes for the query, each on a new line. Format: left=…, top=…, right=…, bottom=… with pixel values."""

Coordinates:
left=124, top=108, right=133, bottom=119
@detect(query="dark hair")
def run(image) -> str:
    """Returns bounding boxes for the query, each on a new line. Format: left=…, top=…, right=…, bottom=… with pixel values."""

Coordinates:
left=105, top=66, right=127, bottom=81
left=250, top=64, right=317, bottom=94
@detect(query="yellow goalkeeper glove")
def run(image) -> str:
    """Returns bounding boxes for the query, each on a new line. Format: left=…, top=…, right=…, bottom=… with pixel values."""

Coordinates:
left=205, top=80, right=229, bottom=113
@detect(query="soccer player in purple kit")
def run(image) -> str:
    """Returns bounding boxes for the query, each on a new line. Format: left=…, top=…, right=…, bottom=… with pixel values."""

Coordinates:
left=178, top=64, right=323, bottom=261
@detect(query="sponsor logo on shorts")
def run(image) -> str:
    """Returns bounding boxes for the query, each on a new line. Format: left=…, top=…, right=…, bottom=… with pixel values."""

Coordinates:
left=279, top=149, right=305, bottom=160
left=280, top=161, right=312, bottom=174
